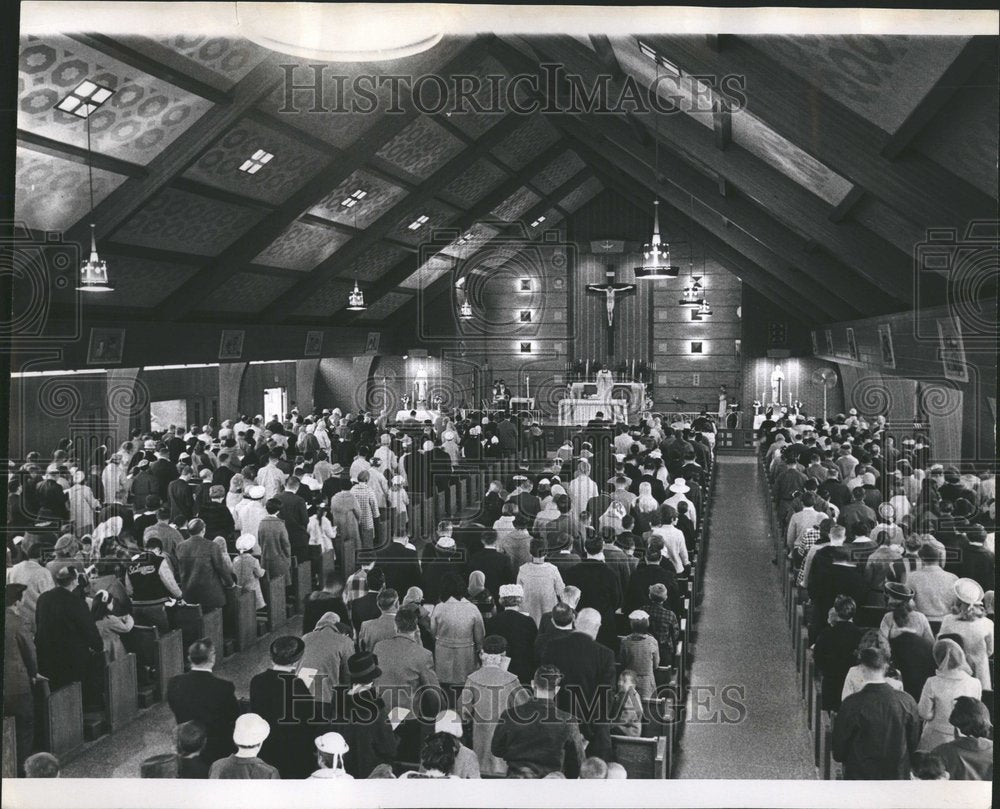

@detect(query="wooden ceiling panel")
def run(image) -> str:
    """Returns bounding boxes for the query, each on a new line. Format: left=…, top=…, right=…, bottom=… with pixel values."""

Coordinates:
left=18, top=35, right=213, bottom=166
left=200, top=271, right=298, bottom=312
left=443, top=54, right=511, bottom=138
left=492, top=115, right=561, bottom=170
left=388, top=199, right=460, bottom=245
left=182, top=117, right=330, bottom=203
left=439, top=157, right=508, bottom=207
left=148, top=35, right=271, bottom=90
left=86, top=255, right=201, bottom=307
left=531, top=150, right=586, bottom=194
left=374, top=117, right=467, bottom=182
left=15, top=146, right=127, bottom=232
left=754, top=35, right=972, bottom=133
left=558, top=176, right=603, bottom=213
left=112, top=186, right=263, bottom=255
left=338, top=243, right=410, bottom=282
left=439, top=222, right=503, bottom=257
left=398, top=254, right=457, bottom=290
left=253, top=220, right=351, bottom=271
left=490, top=186, right=542, bottom=222
left=357, top=291, right=413, bottom=320
left=308, top=168, right=408, bottom=228
left=294, top=277, right=355, bottom=317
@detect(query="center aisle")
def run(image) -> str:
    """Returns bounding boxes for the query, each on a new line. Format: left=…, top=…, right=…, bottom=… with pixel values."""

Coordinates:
left=674, top=454, right=816, bottom=779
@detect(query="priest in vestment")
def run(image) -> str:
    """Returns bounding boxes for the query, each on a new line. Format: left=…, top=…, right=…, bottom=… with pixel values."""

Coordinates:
left=595, top=365, right=614, bottom=402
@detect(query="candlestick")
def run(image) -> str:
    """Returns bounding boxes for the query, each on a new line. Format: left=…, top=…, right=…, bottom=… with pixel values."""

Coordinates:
left=525, top=375, right=530, bottom=400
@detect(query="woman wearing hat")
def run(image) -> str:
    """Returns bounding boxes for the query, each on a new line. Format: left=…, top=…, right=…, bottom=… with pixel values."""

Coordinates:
left=879, top=581, right=934, bottom=646
left=938, top=579, right=994, bottom=691
left=225, top=474, right=245, bottom=512
left=916, top=639, right=982, bottom=751
left=325, top=651, right=397, bottom=778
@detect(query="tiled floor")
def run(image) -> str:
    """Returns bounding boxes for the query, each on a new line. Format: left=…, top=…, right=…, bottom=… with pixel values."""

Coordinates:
left=673, top=454, right=817, bottom=779
left=61, top=616, right=303, bottom=778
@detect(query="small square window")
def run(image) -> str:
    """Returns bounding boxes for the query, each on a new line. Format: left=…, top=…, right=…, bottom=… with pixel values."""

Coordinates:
left=520, top=310, right=532, bottom=322
left=520, top=342, right=532, bottom=353
left=690, top=341, right=703, bottom=354
left=690, top=309, right=702, bottom=321
left=519, top=279, right=532, bottom=291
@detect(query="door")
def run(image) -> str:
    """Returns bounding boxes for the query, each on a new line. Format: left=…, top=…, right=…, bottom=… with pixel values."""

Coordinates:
left=263, top=387, right=287, bottom=422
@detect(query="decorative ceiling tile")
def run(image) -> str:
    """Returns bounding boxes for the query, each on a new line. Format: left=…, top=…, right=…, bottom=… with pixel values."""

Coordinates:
left=15, top=146, right=127, bottom=232
left=256, top=62, right=392, bottom=148
left=183, top=118, right=329, bottom=203
left=440, top=222, right=502, bottom=257
left=531, top=150, right=586, bottom=194
left=439, top=158, right=507, bottom=207
left=113, top=187, right=264, bottom=255
left=253, top=220, right=350, bottom=271
left=339, top=243, right=408, bottom=282
left=558, top=176, right=603, bottom=213
left=398, top=254, right=457, bottom=290
left=389, top=200, right=460, bottom=245
left=295, top=277, right=354, bottom=317
left=199, top=271, right=298, bottom=313
left=443, top=54, right=509, bottom=139
left=357, top=291, right=413, bottom=320
left=732, top=111, right=853, bottom=205
left=492, top=115, right=560, bottom=170
left=90, top=255, right=201, bottom=308
left=531, top=207, right=564, bottom=229
left=148, top=35, right=270, bottom=90
left=308, top=168, right=407, bottom=229
left=375, top=117, right=466, bottom=181
left=491, top=186, right=541, bottom=222
left=757, top=36, right=971, bottom=133
left=18, top=34, right=212, bottom=166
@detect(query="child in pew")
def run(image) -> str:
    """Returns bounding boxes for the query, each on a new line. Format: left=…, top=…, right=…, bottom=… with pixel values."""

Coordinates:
left=610, top=669, right=643, bottom=737
left=619, top=610, right=660, bottom=700
left=176, top=721, right=210, bottom=779
left=232, top=535, right=266, bottom=610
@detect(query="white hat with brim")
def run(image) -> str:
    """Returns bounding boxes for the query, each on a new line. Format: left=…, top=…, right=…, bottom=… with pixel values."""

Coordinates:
left=246, top=485, right=266, bottom=500
left=669, top=479, right=690, bottom=494
left=236, top=534, right=257, bottom=552
left=954, top=578, right=985, bottom=606
left=233, top=713, right=270, bottom=747
left=315, top=732, right=349, bottom=755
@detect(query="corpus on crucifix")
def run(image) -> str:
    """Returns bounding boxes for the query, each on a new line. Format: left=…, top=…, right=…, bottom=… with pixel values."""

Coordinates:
left=586, top=266, right=636, bottom=359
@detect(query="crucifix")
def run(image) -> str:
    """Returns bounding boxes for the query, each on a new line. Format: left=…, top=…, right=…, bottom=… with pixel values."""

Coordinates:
left=586, top=266, right=635, bottom=355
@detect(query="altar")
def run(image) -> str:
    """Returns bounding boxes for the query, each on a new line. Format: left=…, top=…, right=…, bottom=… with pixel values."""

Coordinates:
left=394, top=409, right=441, bottom=423
left=558, top=399, right=627, bottom=426
left=569, top=382, right=646, bottom=416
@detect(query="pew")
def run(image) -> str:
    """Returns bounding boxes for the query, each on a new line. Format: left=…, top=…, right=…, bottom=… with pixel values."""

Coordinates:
left=610, top=734, right=667, bottom=779
left=122, top=626, right=184, bottom=704
left=169, top=604, right=208, bottom=651
left=225, top=587, right=258, bottom=652
left=289, top=560, right=312, bottom=616
left=434, top=491, right=447, bottom=523
left=264, top=576, right=287, bottom=632
left=2, top=717, right=17, bottom=777
left=458, top=479, right=468, bottom=513
left=105, top=653, right=139, bottom=733
left=34, top=680, right=84, bottom=760
left=410, top=503, right=423, bottom=542
left=447, top=483, right=458, bottom=516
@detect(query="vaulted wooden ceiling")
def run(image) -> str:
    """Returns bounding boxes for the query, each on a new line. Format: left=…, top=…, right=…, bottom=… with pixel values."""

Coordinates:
left=15, top=31, right=999, bottom=329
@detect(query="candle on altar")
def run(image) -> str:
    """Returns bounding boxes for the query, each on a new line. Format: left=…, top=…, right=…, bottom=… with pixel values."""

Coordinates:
left=585, top=358, right=590, bottom=378
left=525, top=375, right=530, bottom=399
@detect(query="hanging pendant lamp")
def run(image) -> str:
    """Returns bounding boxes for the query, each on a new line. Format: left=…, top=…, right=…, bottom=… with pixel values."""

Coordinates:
left=77, top=107, right=112, bottom=291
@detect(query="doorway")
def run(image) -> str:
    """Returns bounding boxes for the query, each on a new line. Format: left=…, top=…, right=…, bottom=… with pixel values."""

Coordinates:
left=263, top=387, right=287, bottom=422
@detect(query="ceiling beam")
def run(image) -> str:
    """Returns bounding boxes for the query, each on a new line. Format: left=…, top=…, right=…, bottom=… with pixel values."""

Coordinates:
left=263, top=111, right=529, bottom=322
left=64, top=57, right=287, bottom=247
left=880, top=37, right=997, bottom=160
left=713, top=97, right=732, bottom=150
left=649, top=34, right=997, bottom=229
left=329, top=139, right=577, bottom=326
left=17, top=130, right=147, bottom=178
left=170, top=177, right=276, bottom=212
left=828, top=185, right=866, bottom=223
left=589, top=34, right=626, bottom=81
left=519, top=36, right=922, bottom=300
left=157, top=38, right=492, bottom=320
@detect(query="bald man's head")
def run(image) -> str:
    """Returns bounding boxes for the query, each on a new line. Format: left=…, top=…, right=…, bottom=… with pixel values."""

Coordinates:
left=576, top=607, right=602, bottom=639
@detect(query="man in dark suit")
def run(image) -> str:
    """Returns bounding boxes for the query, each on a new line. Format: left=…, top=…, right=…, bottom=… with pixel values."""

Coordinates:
left=466, top=529, right=515, bottom=602
left=485, top=584, right=538, bottom=684
left=275, top=477, right=310, bottom=563
left=350, top=567, right=385, bottom=636
left=167, top=466, right=196, bottom=525
left=508, top=476, right=541, bottom=522
left=563, top=537, right=622, bottom=652
left=496, top=415, right=519, bottom=458
left=34, top=567, right=103, bottom=692
left=149, top=445, right=179, bottom=501
left=197, top=487, right=236, bottom=545
left=624, top=545, right=681, bottom=614
left=539, top=608, right=616, bottom=761
left=249, top=636, right=329, bottom=779
left=166, top=428, right=187, bottom=465
left=327, top=651, right=398, bottom=778
left=476, top=480, right=505, bottom=527
left=166, top=639, right=239, bottom=763
left=377, top=529, right=422, bottom=597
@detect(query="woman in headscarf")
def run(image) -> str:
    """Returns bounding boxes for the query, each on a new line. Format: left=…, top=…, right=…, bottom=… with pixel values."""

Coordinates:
left=67, top=470, right=100, bottom=538
left=226, top=474, right=245, bottom=513
left=431, top=573, right=485, bottom=687
left=465, top=571, right=494, bottom=618
left=599, top=500, right=628, bottom=537
left=632, top=482, right=659, bottom=536
left=916, top=639, right=982, bottom=751
left=938, top=578, right=994, bottom=690
left=92, top=516, right=128, bottom=576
